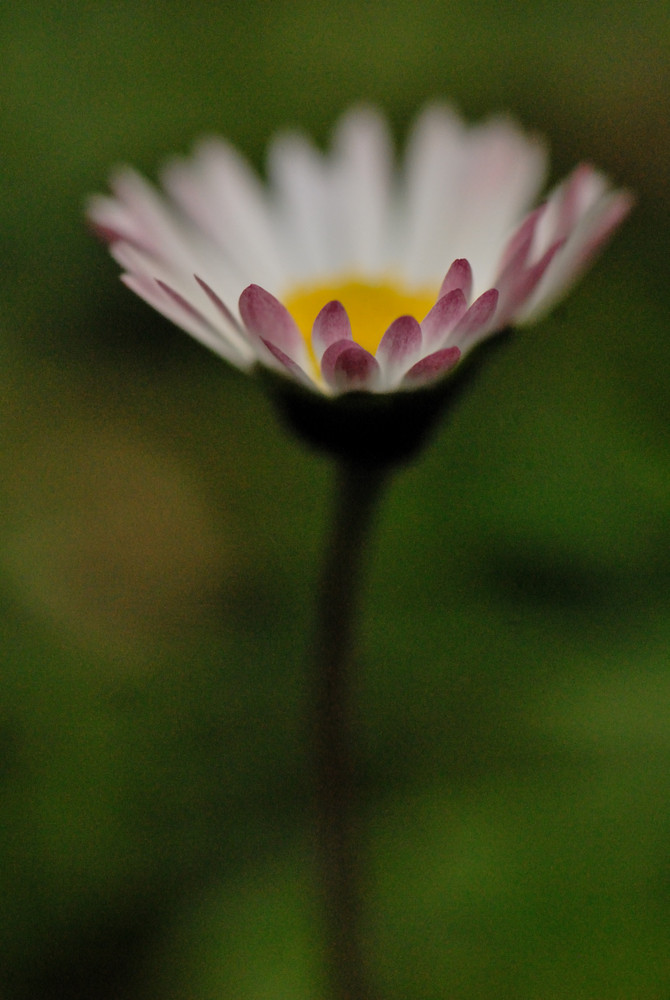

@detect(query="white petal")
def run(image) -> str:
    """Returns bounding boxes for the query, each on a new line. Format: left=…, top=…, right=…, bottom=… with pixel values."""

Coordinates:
left=106, top=169, right=205, bottom=271
left=399, top=105, right=467, bottom=283
left=267, top=132, right=334, bottom=281
left=121, top=273, right=253, bottom=367
left=330, top=107, right=394, bottom=274
left=399, top=108, right=547, bottom=292
left=162, top=138, right=287, bottom=292
left=91, top=103, right=631, bottom=399
left=518, top=187, right=633, bottom=323
left=450, top=119, right=547, bottom=293
left=112, top=241, right=254, bottom=361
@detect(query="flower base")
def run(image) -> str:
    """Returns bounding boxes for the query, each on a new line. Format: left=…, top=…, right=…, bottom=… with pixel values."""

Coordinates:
left=266, top=329, right=512, bottom=467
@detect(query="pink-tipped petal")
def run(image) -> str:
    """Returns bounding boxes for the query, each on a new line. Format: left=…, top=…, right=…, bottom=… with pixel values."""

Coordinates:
left=107, top=169, right=202, bottom=272
left=312, top=300, right=353, bottom=359
left=376, top=315, right=422, bottom=368
left=88, top=215, right=136, bottom=249
left=239, top=284, right=303, bottom=356
left=452, top=288, right=499, bottom=338
left=420, top=288, right=468, bottom=349
left=260, top=339, right=314, bottom=387
left=497, top=204, right=546, bottom=277
left=156, top=279, right=216, bottom=329
left=195, top=275, right=244, bottom=333
left=519, top=188, right=633, bottom=324
left=438, top=258, right=473, bottom=301
left=153, top=279, right=252, bottom=363
left=518, top=238, right=566, bottom=299
left=121, top=273, right=253, bottom=367
left=496, top=238, right=566, bottom=323
left=552, top=163, right=602, bottom=241
left=403, top=346, right=461, bottom=386
left=321, top=340, right=380, bottom=391
left=92, top=106, right=632, bottom=399
left=570, top=189, right=635, bottom=269
left=121, top=272, right=183, bottom=323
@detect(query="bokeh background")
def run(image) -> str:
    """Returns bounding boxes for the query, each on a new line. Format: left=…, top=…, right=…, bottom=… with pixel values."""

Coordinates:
left=1, top=1, right=669, bottom=997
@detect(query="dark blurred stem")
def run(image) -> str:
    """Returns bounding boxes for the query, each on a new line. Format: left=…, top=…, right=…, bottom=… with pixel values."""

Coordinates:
left=313, top=460, right=388, bottom=1000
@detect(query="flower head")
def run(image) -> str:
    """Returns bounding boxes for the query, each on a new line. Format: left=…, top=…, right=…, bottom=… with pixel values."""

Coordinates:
left=89, top=106, right=631, bottom=401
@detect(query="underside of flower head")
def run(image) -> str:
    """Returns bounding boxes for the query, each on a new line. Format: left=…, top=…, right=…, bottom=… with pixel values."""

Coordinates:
left=89, top=105, right=632, bottom=399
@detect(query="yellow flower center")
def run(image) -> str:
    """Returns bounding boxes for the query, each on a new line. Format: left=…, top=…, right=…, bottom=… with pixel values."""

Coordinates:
left=284, top=278, right=436, bottom=356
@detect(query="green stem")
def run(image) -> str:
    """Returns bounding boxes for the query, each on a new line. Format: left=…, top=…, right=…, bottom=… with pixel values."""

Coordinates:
left=313, top=460, right=388, bottom=1000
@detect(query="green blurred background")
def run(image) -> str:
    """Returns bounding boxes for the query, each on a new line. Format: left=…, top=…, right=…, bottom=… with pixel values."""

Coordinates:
left=1, top=1, right=669, bottom=997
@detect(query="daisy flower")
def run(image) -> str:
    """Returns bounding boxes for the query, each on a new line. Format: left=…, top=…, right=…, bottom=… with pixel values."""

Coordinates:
left=89, top=105, right=631, bottom=400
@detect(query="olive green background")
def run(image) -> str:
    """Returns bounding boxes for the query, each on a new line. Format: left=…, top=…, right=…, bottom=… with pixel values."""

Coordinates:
left=1, top=2, right=669, bottom=997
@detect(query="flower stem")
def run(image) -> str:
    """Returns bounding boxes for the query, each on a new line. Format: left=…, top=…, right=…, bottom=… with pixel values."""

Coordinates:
left=313, top=460, right=388, bottom=1000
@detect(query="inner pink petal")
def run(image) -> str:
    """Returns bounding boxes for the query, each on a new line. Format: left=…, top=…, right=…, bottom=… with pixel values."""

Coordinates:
left=452, top=288, right=499, bottom=338
left=239, top=284, right=302, bottom=355
left=261, top=339, right=314, bottom=387
left=421, top=288, right=468, bottom=348
left=377, top=315, right=422, bottom=366
left=321, top=340, right=380, bottom=390
left=438, top=259, right=473, bottom=301
left=312, top=300, right=353, bottom=358
left=404, top=346, right=461, bottom=386
left=497, top=204, right=546, bottom=278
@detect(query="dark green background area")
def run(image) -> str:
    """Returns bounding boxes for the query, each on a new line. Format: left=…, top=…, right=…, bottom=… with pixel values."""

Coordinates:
left=1, top=2, right=669, bottom=997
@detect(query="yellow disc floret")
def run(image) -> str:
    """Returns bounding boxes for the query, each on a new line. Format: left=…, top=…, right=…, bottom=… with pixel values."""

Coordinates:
left=284, top=278, right=436, bottom=356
